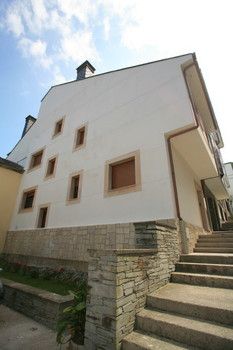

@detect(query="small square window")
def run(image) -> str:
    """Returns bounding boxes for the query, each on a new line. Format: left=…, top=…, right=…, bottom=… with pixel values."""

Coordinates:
left=67, top=171, right=83, bottom=203
left=29, top=149, right=44, bottom=170
left=37, top=206, right=49, bottom=228
left=110, top=158, right=135, bottom=190
left=53, top=118, right=64, bottom=137
left=45, top=156, right=57, bottom=178
left=104, top=151, right=141, bottom=197
left=73, top=124, right=87, bottom=151
left=20, top=188, right=37, bottom=211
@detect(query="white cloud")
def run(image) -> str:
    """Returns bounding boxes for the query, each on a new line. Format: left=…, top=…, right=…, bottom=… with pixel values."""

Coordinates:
left=103, top=17, right=110, bottom=40
left=3, top=0, right=100, bottom=82
left=56, top=0, right=96, bottom=25
left=19, top=38, right=52, bottom=68
left=52, top=66, right=66, bottom=84
left=59, top=30, right=99, bottom=63
left=6, top=12, right=24, bottom=37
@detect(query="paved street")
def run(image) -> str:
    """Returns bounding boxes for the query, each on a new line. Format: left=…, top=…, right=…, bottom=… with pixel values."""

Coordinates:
left=0, top=305, right=59, bottom=350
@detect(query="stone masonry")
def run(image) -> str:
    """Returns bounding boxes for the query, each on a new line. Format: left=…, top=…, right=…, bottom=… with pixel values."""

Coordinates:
left=178, top=220, right=207, bottom=254
left=3, top=223, right=135, bottom=270
left=2, top=278, right=73, bottom=330
left=2, top=219, right=206, bottom=349
left=84, top=222, right=180, bottom=349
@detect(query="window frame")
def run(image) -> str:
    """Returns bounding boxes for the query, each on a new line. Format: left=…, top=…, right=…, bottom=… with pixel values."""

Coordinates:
left=19, top=186, right=37, bottom=213
left=73, top=123, right=88, bottom=151
left=44, top=154, right=58, bottom=180
left=52, top=116, right=65, bottom=138
left=36, top=203, right=50, bottom=228
left=28, top=147, right=45, bottom=172
left=104, top=150, right=141, bottom=197
left=66, top=170, right=83, bottom=204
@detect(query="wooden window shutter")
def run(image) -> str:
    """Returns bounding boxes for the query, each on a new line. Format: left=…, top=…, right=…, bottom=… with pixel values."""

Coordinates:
left=111, top=158, right=135, bottom=189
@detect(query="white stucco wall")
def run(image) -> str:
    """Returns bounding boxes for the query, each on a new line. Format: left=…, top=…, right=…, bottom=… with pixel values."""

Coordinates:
left=8, top=54, right=196, bottom=230
left=172, top=147, right=203, bottom=227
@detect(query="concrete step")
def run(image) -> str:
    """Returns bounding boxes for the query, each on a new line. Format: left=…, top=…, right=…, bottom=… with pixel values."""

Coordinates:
left=122, top=331, right=197, bottom=350
left=194, top=247, right=233, bottom=253
left=147, top=283, right=233, bottom=325
left=221, top=224, right=233, bottom=230
left=175, top=262, right=233, bottom=276
left=180, top=254, right=233, bottom=265
left=136, top=309, right=233, bottom=350
left=195, top=242, right=233, bottom=248
left=199, top=233, right=233, bottom=238
left=171, top=272, right=233, bottom=289
left=197, top=238, right=233, bottom=243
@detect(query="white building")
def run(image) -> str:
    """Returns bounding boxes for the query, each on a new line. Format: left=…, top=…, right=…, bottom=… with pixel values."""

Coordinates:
left=225, top=162, right=233, bottom=214
left=4, top=53, right=229, bottom=261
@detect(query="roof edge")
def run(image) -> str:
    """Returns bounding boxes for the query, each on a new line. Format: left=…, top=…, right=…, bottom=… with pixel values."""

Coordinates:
left=0, top=157, right=24, bottom=174
left=192, top=55, right=224, bottom=147
left=41, top=52, right=195, bottom=102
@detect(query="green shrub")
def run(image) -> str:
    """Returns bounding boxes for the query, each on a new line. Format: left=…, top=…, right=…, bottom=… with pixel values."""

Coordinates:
left=56, top=282, right=87, bottom=345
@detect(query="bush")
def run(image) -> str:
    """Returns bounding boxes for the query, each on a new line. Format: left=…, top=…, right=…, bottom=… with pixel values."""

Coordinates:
left=0, top=256, right=87, bottom=287
left=56, top=282, right=87, bottom=346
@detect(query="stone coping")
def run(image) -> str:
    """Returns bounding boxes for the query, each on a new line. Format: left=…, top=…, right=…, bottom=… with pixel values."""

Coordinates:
left=7, top=220, right=177, bottom=233
left=134, top=220, right=177, bottom=230
left=7, top=222, right=134, bottom=233
left=88, top=248, right=158, bottom=256
left=2, top=278, right=73, bottom=304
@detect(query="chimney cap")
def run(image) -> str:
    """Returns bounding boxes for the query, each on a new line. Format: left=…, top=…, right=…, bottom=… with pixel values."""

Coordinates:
left=21, top=115, right=37, bottom=138
left=26, top=115, right=37, bottom=122
left=76, top=60, right=95, bottom=74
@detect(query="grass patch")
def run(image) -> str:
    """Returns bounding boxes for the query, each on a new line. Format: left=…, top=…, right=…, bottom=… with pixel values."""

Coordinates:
left=0, top=269, right=78, bottom=296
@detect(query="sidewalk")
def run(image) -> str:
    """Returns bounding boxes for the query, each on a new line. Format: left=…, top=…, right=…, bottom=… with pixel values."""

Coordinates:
left=0, top=304, right=59, bottom=350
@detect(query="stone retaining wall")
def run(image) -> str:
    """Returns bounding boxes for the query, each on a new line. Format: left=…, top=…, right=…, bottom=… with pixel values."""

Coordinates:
left=2, top=278, right=73, bottom=329
left=3, top=220, right=205, bottom=268
left=178, top=220, right=208, bottom=254
left=3, top=223, right=135, bottom=268
left=84, top=222, right=180, bottom=349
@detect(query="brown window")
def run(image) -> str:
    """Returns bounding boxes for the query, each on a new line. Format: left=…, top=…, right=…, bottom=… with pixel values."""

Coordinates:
left=45, top=156, right=57, bottom=178
left=21, top=188, right=36, bottom=210
left=37, top=206, right=48, bottom=228
left=110, top=158, right=135, bottom=189
left=73, top=124, right=87, bottom=150
left=70, top=175, right=80, bottom=200
left=67, top=171, right=83, bottom=203
left=104, top=151, right=141, bottom=197
left=29, top=149, right=43, bottom=170
left=53, top=118, right=64, bottom=136
left=76, top=127, right=85, bottom=146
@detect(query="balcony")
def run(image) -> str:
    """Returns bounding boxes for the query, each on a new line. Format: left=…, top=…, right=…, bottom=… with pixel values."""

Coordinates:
left=171, top=126, right=218, bottom=180
left=204, top=175, right=229, bottom=200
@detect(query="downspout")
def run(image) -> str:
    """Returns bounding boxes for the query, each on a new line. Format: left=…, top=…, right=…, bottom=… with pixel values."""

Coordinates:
left=167, top=60, right=200, bottom=219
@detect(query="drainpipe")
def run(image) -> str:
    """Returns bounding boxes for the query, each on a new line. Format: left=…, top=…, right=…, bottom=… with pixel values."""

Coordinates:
left=167, top=60, right=200, bottom=219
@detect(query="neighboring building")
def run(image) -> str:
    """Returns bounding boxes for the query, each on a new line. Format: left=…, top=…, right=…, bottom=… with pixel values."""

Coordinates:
left=225, top=162, right=233, bottom=214
left=3, top=53, right=229, bottom=265
left=0, top=158, right=24, bottom=251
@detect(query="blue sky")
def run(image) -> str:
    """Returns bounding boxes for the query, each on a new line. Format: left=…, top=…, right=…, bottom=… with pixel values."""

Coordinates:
left=0, top=0, right=232, bottom=162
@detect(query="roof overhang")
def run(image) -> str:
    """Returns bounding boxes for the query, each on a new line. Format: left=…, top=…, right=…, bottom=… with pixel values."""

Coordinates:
left=204, top=176, right=229, bottom=200
left=182, top=56, right=224, bottom=148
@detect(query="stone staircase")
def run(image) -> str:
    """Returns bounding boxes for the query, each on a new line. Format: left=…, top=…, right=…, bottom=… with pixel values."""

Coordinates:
left=122, top=231, right=233, bottom=350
